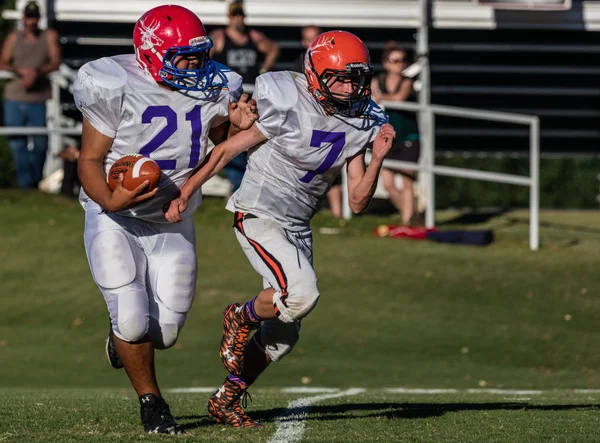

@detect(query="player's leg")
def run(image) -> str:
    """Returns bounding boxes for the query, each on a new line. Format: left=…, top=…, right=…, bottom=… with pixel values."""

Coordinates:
left=209, top=214, right=317, bottom=427
left=84, top=204, right=178, bottom=434
left=146, top=216, right=198, bottom=350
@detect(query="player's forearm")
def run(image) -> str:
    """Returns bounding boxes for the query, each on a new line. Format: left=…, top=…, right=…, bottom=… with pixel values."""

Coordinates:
left=180, top=145, right=237, bottom=200
left=348, top=157, right=384, bottom=214
left=78, top=158, right=114, bottom=210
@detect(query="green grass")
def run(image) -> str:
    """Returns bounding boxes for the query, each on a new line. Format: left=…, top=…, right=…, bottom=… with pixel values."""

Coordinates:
left=1, top=189, right=600, bottom=441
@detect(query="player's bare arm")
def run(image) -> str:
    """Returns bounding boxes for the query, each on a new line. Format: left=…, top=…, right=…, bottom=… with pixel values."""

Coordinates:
left=78, top=118, right=158, bottom=212
left=165, top=124, right=267, bottom=222
left=250, top=29, right=279, bottom=72
left=346, top=123, right=396, bottom=213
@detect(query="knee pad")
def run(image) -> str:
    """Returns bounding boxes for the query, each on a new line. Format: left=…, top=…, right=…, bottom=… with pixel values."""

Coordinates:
left=273, top=281, right=320, bottom=323
left=89, top=230, right=136, bottom=289
left=257, top=321, right=301, bottom=362
left=148, top=314, right=187, bottom=350
left=116, top=311, right=148, bottom=343
left=156, top=254, right=197, bottom=314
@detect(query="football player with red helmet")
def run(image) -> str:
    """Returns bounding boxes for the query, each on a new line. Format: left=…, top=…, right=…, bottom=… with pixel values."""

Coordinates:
left=166, top=30, right=395, bottom=428
left=74, top=4, right=257, bottom=434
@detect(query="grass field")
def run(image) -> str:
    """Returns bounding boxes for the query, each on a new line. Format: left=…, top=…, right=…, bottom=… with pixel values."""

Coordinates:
left=1, top=190, right=599, bottom=442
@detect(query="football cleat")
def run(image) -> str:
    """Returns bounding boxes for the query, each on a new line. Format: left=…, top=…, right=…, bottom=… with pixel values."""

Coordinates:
left=219, top=303, right=261, bottom=376
left=207, top=379, right=263, bottom=428
left=140, top=394, right=182, bottom=434
left=105, top=327, right=123, bottom=370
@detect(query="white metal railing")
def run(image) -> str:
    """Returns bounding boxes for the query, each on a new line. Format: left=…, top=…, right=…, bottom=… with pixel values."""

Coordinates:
left=342, top=100, right=540, bottom=251
left=0, top=65, right=82, bottom=177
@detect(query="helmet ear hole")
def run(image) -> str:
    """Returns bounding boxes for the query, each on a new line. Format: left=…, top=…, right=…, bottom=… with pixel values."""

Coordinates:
left=144, top=54, right=153, bottom=64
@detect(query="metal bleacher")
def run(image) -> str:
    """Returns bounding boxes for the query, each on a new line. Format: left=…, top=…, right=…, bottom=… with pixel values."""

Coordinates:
left=5, top=0, right=600, bottom=157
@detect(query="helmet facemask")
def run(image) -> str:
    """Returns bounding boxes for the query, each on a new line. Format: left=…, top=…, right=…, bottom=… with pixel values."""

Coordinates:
left=159, top=37, right=215, bottom=91
left=309, top=52, right=373, bottom=118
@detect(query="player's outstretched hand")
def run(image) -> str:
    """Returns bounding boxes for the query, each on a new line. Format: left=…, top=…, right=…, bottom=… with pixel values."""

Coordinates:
left=229, top=93, right=258, bottom=130
left=164, top=197, right=188, bottom=223
left=372, top=123, right=396, bottom=162
left=106, top=173, right=158, bottom=212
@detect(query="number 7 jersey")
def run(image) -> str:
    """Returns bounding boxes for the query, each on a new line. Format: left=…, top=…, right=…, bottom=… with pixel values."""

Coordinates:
left=226, top=71, right=389, bottom=231
left=74, top=54, right=242, bottom=222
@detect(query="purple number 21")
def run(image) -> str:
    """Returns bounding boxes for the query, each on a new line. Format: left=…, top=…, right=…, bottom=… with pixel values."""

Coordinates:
left=300, top=130, right=346, bottom=183
left=139, top=105, right=202, bottom=170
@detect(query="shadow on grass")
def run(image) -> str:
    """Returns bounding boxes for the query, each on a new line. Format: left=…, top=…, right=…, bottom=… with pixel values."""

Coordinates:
left=177, top=402, right=600, bottom=429
left=437, top=208, right=510, bottom=226
left=506, top=217, right=600, bottom=236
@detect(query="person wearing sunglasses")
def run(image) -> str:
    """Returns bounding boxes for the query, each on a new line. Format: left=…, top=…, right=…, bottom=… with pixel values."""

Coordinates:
left=371, top=41, right=421, bottom=225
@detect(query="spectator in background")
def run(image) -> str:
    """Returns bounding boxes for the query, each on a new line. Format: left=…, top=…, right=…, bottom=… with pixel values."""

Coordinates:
left=210, top=1, right=279, bottom=193
left=0, top=1, right=61, bottom=188
left=292, top=25, right=343, bottom=218
left=291, top=25, right=320, bottom=73
left=210, top=1, right=279, bottom=85
left=372, top=42, right=420, bottom=225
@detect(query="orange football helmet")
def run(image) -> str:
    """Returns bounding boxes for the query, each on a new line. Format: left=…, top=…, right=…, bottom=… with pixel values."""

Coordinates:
left=304, top=31, right=373, bottom=117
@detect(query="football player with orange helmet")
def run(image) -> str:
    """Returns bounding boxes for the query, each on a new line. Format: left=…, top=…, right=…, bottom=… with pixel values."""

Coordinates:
left=75, top=4, right=257, bottom=434
left=166, top=30, right=395, bottom=428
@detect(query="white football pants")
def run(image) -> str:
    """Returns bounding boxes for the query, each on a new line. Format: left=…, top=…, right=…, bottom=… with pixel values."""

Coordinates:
left=83, top=199, right=197, bottom=349
left=233, top=212, right=320, bottom=361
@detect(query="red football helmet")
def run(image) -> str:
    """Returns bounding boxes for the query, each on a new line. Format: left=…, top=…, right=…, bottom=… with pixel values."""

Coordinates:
left=304, top=31, right=373, bottom=117
left=133, top=5, right=215, bottom=91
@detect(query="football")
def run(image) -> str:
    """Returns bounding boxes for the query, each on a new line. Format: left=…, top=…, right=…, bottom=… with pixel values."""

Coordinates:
left=107, top=154, right=161, bottom=192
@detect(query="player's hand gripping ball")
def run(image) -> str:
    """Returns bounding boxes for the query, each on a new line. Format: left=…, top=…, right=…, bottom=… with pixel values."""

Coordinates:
left=107, top=154, right=161, bottom=192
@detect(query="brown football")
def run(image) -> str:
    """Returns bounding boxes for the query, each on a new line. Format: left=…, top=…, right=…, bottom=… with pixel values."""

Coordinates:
left=107, top=154, right=161, bottom=192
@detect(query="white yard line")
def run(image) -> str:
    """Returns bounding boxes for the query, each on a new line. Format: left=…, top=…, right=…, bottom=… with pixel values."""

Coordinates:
left=282, top=387, right=340, bottom=394
left=169, top=387, right=217, bottom=393
left=266, top=388, right=365, bottom=443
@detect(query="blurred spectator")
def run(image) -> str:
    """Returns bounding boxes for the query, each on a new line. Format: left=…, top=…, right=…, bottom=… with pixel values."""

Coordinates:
left=0, top=1, right=61, bottom=188
left=209, top=1, right=279, bottom=193
left=210, top=1, right=279, bottom=86
left=291, top=25, right=320, bottom=73
left=372, top=42, right=420, bottom=225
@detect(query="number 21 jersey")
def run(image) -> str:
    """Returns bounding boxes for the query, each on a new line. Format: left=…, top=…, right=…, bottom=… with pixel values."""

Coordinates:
left=74, top=54, right=242, bottom=222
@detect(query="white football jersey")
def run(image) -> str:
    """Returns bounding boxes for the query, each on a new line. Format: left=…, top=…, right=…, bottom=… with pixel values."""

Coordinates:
left=74, top=54, right=242, bottom=223
left=226, top=71, right=388, bottom=231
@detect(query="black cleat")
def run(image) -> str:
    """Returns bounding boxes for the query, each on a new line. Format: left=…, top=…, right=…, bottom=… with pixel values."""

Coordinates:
left=105, top=328, right=123, bottom=369
left=140, top=394, right=182, bottom=435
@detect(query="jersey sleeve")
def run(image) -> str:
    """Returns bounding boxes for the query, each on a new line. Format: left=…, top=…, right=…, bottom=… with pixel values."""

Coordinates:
left=73, top=58, right=127, bottom=138
left=253, top=72, right=298, bottom=140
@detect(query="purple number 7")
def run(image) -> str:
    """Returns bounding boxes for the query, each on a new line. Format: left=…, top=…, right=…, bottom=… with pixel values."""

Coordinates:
left=139, top=105, right=203, bottom=170
left=300, top=130, right=346, bottom=183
